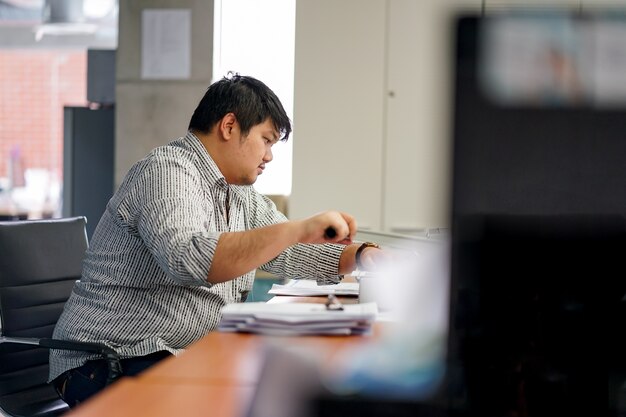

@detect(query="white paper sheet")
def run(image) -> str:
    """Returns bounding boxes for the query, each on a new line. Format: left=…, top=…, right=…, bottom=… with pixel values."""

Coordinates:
left=141, top=9, right=191, bottom=80
left=268, top=279, right=359, bottom=297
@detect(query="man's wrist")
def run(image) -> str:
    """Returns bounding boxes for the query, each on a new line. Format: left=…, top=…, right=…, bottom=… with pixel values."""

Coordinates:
left=355, top=242, right=380, bottom=270
left=338, top=243, right=359, bottom=275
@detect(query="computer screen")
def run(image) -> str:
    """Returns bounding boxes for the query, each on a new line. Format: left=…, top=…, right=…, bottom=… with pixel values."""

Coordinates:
left=448, top=13, right=626, bottom=417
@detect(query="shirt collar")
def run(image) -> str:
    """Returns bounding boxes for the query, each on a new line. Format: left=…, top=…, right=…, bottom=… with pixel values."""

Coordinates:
left=183, top=131, right=228, bottom=189
left=182, top=131, right=250, bottom=200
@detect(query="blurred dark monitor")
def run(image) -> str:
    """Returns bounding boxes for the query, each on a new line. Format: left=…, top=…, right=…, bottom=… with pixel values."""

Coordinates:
left=447, top=13, right=626, bottom=417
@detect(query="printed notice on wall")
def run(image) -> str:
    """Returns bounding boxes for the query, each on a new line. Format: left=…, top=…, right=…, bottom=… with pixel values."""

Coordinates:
left=141, top=9, right=191, bottom=80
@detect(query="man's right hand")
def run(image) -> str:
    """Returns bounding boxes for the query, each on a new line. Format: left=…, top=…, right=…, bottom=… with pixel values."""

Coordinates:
left=294, top=211, right=356, bottom=245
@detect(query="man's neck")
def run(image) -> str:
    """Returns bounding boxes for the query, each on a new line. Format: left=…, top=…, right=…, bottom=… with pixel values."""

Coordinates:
left=193, top=129, right=230, bottom=182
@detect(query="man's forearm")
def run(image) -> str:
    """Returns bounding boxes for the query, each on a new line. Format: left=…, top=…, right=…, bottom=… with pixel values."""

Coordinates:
left=207, top=221, right=302, bottom=284
left=207, top=210, right=360, bottom=284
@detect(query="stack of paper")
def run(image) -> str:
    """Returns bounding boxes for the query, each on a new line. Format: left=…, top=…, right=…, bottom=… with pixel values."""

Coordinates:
left=268, top=279, right=359, bottom=297
left=218, top=302, right=378, bottom=336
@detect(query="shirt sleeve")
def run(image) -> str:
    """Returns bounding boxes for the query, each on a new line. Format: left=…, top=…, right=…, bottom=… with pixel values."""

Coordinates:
left=246, top=190, right=345, bottom=284
left=128, top=153, right=220, bottom=287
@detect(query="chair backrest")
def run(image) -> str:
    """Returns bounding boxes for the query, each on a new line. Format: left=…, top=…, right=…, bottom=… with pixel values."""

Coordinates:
left=0, top=216, right=88, bottom=417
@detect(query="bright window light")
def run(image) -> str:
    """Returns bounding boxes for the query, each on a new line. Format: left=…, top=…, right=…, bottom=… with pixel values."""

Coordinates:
left=83, top=0, right=116, bottom=19
left=213, top=0, right=295, bottom=196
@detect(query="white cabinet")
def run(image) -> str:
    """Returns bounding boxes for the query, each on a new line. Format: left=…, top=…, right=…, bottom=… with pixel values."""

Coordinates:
left=384, top=0, right=479, bottom=234
left=291, top=0, right=480, bottom=233
left=291, top=0, right=387, bottom=231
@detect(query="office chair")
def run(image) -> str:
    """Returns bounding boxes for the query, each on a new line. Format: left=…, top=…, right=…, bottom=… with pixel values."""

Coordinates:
left=0, top=217, right=121, bottom=417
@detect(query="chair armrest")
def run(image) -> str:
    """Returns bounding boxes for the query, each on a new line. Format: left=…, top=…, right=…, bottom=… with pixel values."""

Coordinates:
left=0, top=336, right=122, bottom=385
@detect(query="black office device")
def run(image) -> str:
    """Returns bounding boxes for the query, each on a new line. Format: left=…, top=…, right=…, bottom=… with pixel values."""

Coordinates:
left=63, top=49, right=116, bottom=239
left=447, top=13, right=626, bottom=417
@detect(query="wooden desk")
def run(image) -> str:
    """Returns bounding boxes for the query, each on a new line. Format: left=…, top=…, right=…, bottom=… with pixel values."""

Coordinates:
left=65, top=295, right=379, bottom=417
left=64, top=378, right=255, bottom=417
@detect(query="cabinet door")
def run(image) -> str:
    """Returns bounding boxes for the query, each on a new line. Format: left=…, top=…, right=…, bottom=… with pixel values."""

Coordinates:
left=383, top=0, right=481, bottom=234
left=291, top=0, right=386, bottom=230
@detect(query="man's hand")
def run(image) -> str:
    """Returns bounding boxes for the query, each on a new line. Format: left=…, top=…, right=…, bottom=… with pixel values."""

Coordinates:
left=295, top=211, right=357, bottom=245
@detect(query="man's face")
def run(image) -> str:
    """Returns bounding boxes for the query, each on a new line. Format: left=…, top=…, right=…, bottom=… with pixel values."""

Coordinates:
left=230, top=119, right=279, bottom=185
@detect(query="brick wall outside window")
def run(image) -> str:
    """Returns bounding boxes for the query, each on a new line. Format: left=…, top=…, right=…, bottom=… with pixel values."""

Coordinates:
left=0, top=50, right=87, bottom=188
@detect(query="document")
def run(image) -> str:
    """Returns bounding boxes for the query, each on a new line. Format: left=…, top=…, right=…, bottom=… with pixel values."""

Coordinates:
left=141, top=9, right=191, bottom=79
left=268, top=279, right=359, bottom=297
left=218, top=302, right=377, bottom=336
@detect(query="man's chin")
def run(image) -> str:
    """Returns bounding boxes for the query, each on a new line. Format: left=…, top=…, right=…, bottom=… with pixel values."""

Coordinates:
left=239, top=176, right=257, bottom=186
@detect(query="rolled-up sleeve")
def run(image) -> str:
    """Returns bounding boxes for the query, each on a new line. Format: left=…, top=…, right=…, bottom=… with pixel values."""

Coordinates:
left=133, top=156, right=221, bottom=287
left=262, top=243, right=345, bottom=284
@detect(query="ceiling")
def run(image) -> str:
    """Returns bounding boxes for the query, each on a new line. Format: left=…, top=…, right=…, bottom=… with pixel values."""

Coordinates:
left=0, top=0, right=117, bottom=49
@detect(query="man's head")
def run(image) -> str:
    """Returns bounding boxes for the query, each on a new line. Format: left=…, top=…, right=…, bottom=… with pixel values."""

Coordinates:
left=188, top=73, right=291, bottom=142
left=189, top=74, right=292, bottom=185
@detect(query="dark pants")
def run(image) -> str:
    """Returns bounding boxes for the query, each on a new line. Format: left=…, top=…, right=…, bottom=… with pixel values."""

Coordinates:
left=52, top=351, right=172, bottom=408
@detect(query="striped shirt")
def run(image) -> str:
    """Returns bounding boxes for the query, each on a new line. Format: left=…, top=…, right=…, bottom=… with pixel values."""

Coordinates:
left=49, top=132, right=344, bottom=381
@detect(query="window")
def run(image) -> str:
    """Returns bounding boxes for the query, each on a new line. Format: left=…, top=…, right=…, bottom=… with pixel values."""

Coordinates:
left=213, top=0, right=296, bottom=196
left=0, top=0, right=117, bottom=219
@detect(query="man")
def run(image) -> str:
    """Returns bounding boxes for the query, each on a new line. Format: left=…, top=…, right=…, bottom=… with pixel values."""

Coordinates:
left=49, top=74, right=383, bottom=406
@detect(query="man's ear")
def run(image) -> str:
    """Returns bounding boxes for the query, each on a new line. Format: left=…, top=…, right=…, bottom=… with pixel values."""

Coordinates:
left=219, top=113, right=237, bottom=141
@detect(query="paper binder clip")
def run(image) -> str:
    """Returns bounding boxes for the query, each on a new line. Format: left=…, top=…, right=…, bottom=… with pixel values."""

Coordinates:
left=325, top=294, right=344, bottom=311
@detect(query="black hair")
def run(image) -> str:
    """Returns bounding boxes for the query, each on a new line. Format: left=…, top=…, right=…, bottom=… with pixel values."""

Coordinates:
left=188, top=73, right=292, bottom=141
